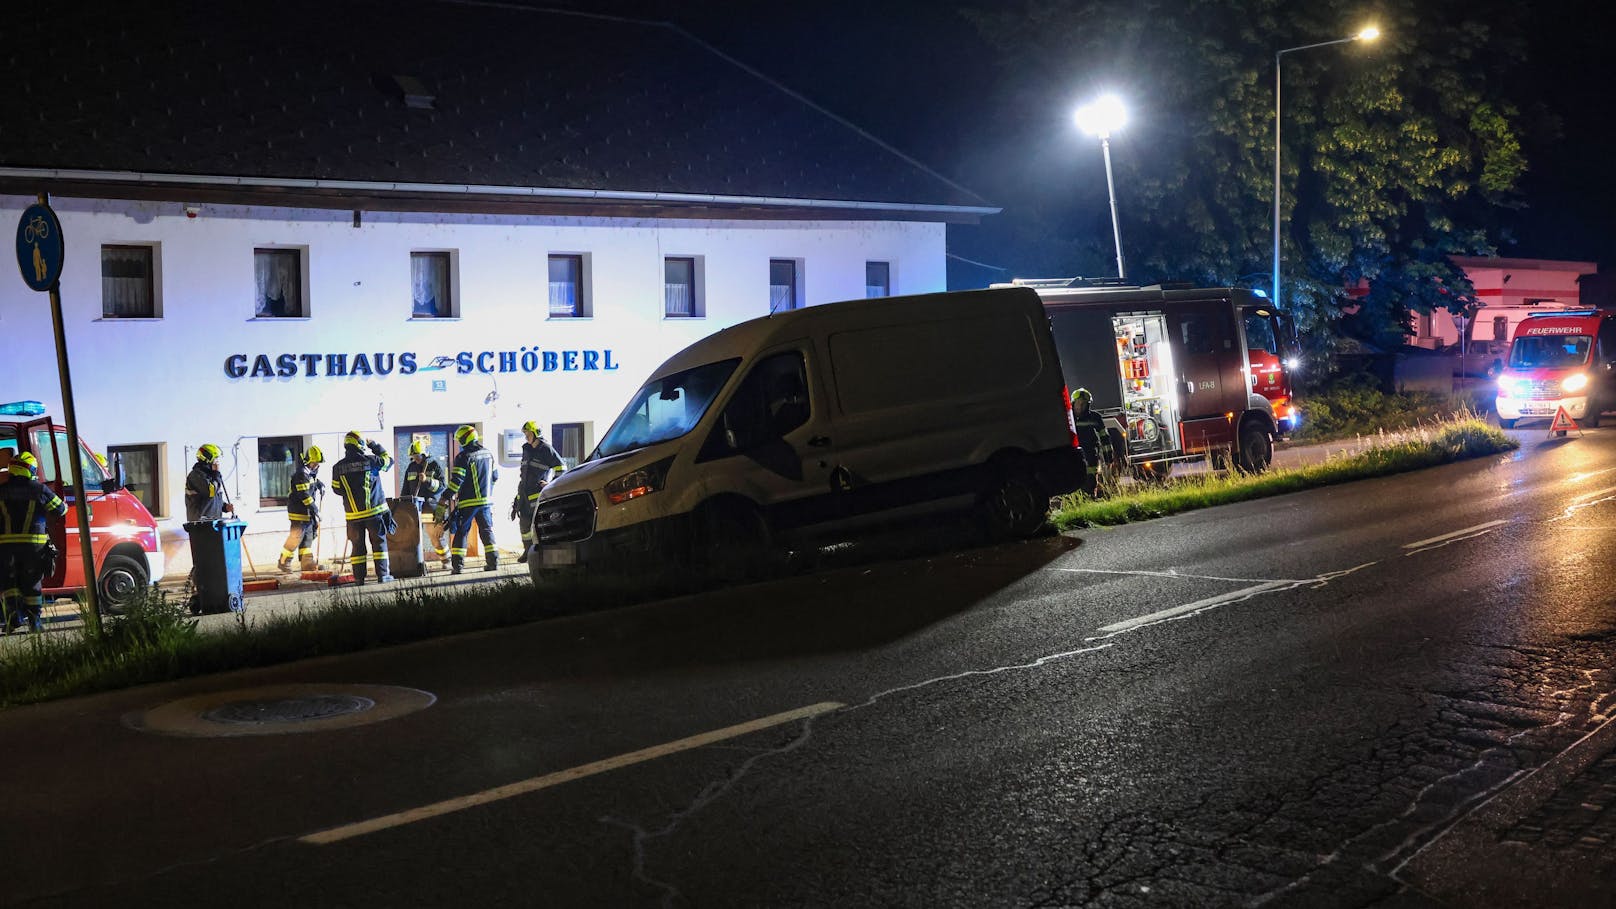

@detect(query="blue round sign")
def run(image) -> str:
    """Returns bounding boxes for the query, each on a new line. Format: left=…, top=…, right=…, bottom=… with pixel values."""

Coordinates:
left=16, top=203, right=64, bottom=292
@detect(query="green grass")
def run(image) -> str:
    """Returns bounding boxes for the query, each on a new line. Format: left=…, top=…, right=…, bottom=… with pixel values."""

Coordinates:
left=1291, top=379, right=1491, bottom=444
left=0, top=573, right=684, bottom=708
left=1050, top=418, right=1517, bottom=531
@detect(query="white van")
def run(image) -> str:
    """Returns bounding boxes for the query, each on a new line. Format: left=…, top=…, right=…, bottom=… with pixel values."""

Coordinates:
left=532, top=287, right=1084, bottom=573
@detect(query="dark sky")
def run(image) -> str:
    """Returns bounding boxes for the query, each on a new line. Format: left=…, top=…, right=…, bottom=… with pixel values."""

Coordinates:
left=568, top=0, right=1615, bottom=275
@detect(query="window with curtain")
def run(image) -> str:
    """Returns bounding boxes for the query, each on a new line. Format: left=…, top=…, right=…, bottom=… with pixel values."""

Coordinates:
left=865, top=261, right=891, bottom=299
left=548, top=254, right=584, bottom=317
left=101, top=246, right=156, bottom=317
left=258, top=436, right=302, bottom=507
left=553, top=423, right=587, bottom=469
left=411, top=252, right=452, bottom=317
left=108, top=444, right=162, bottom=516
left=254, top=249, right=304, bottom=317
left=769, top=259, right=798, bottom=312
left=665, top=257, right=698, bottom=317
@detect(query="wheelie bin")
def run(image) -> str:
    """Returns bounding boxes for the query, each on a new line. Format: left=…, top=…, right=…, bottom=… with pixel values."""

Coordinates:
left=184, top=518, right=246, bottom=614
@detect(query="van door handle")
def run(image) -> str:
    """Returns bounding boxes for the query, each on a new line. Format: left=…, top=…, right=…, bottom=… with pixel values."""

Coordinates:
left=807, top=435, right=832, bottom=448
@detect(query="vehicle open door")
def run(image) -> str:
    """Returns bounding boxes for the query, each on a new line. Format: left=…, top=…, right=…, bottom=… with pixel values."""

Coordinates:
left=21, top=417, right=71, bottom=589
left=1163, top=301, right=1243, bottom=451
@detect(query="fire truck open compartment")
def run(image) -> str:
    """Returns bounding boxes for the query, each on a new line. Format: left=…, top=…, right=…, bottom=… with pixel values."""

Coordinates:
left=1111, top=312, right=1182, bottom=456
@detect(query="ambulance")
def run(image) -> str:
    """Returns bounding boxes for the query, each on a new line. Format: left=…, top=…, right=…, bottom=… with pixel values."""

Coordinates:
left=0, top=401, right=163, bottom=611
left=1495, top=310, right=1616, bottom=428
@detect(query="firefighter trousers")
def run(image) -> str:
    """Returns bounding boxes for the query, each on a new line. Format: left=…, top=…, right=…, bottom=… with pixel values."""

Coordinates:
left=449, top=504, right=496, bottom=567
left=0, top=542, right=49, bottom=632
left=345, top=514, right=392, bottom=582
left=279, top=520, right=319, bottom=570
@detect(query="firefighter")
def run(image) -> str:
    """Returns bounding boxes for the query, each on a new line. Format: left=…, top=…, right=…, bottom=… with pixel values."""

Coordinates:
left=438, top=424, right=499, bottom=574
left=0, top=452, right=68, bottom=633
left=184, top=443, right=232, bottom=522
left=278, top=446, right=325, bottom=573
left=511, top=421, right=563, bottom=564
left=331, top=431, right=396, bottom=584
left=1071, top=388, right=1114, bottom=481
left=400, top=440, right=447, bottom=560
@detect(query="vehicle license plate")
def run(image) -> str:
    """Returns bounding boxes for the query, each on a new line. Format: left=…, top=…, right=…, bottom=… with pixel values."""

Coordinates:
left=541, top=545, right=578, bottom=567
left=1521, top=405, right=1552, bottom=415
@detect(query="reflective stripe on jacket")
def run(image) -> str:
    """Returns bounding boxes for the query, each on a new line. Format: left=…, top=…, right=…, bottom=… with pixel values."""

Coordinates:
left=185, top=464, right=227, bottom=522
left=287, top=464, right=321, bottom=523
left=518, top=440, right=563, bottom=501
left=402, top=458, right=445, bottom=499
left=0, top=474, right=67, bottom=545
left=445, top=443, right=496, bottom=508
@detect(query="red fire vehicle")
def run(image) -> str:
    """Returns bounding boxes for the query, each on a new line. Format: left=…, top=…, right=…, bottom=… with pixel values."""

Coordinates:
left=0, top=401, right=163, bottom=611
left=999, top=280, right=1300, bottom=474
left=1495, top=310, right=1616, bottom=428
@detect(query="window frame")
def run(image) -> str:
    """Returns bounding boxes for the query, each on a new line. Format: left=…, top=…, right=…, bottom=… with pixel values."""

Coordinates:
left=547, top=253, right=590, bottom=319
left=257, top=435, right=304, bottom=508
left=108, top=443, right=165, bottom=517
left=552, top=422, right=589, bottom=470
left=864, top=261, right=892, bottom=299
left=769, top=258, right=801, bottom=313
left=100, top=244, right=160, bottom=319
left=252, top=247, right=309, bottom=319
left=409, top=250, right=457, bottom=319
left=663, top=256, right=703, bottom=319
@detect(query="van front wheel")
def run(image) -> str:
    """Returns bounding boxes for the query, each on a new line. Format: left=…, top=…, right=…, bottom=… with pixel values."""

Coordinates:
left=694, top=501, right=772, bottom=584
left=979, top=469, right=1047, bottom=541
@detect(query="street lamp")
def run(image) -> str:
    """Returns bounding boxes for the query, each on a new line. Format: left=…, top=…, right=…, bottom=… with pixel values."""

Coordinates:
left=1272, top=26, right=1379, bottom=313
left=1074, top=93, right=1129, bottom=280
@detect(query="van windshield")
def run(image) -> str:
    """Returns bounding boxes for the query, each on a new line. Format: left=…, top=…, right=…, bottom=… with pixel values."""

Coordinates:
left=593, top=358, right=740, bottom=460
left=1510, top=335, right=1591, bottom=369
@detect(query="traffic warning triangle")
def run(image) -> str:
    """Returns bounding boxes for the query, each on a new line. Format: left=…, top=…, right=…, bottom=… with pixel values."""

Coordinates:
left=1548, top=406, right=1581, bottom=435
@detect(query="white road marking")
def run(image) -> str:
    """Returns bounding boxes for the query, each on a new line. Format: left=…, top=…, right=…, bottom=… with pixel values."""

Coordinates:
left=1051, top=567, right=1297, bottom=584
left=1571, top=484, right=1616, bottom=502
left=300, top=700, right=844, bottom=845
left=1401, top=520, right=1507, bottom=550
left=1094, top=581, right=1295, bottom=634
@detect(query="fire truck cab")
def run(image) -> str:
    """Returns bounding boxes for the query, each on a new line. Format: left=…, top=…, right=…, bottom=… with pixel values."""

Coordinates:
left=1000, top=280, right=1299, bottom=475
left=0, top=401, right=163, bottom=611
left=1495, top=310, right=1616, bottom=428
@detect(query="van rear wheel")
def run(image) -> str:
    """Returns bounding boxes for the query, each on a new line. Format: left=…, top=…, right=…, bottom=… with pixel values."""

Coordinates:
left=979, top=468, right=1047, bottom=540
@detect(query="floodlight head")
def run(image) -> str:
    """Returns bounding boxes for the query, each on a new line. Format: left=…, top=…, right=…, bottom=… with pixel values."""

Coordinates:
left=1073, top=94, right=1127, bottom=139
left=1357, top=26, right=1380, bottom=41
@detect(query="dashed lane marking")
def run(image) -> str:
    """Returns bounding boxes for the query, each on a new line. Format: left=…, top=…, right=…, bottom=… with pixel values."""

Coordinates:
left=299, top=701, right=844, bottom=846
left=1401, top=520, right=1507, bottom=552
left=1051, top=567, right=1296, bottom=584
left=1094, top=580, right=1296, bottom=634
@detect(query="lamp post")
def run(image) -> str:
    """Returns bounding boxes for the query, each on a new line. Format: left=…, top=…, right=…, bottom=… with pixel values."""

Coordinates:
left=1074, top=94, right=1129, bottom=280
left=1272, top=26, right=1379, bottom=312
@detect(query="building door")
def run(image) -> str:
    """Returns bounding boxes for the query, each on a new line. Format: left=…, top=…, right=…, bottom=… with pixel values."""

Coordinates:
left=393, top=425, right=460, bottom=496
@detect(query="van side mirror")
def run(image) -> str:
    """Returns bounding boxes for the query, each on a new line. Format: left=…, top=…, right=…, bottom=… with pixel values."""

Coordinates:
left=724, top=428, right=739, bottom=450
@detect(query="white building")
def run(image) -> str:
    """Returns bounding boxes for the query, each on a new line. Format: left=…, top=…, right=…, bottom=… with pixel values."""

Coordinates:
left=0, top=4, right=995, bottom=577
left=1408, top=256, right=1598, bottom=356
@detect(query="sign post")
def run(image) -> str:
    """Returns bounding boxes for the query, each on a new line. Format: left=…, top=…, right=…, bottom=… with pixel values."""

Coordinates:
left=15, top=193, right=101, bottom=634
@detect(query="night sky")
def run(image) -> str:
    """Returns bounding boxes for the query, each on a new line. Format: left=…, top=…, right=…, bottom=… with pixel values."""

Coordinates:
left=583, top=0, right=1616, bottom=280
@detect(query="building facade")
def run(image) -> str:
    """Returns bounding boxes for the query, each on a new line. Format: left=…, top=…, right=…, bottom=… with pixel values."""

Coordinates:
left=1, top=2, right=993, bottom=576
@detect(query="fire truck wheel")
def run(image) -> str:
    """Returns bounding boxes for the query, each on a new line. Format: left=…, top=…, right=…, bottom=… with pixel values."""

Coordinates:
left=979, top=469, right=1047, bottom=540
left=97, top=553, right=149, bottom=615
left=1235, top=420, right=1273, bottom=474
left=1497, top=418, right=1516, bottom=429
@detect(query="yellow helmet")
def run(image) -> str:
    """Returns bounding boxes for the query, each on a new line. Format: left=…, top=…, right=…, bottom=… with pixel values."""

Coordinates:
left=344, top=431, right=364, bottom=448
left=409, top=439, right=428, bottom=456
left=454, top=425, right=479, bottom=445
left=197, top=443, right=222, bottom=462
left=521, top=420, right=540, bottom=437
left=13, top=451, right=39, bottom=476
left=303, top=445, right=324, bottom=465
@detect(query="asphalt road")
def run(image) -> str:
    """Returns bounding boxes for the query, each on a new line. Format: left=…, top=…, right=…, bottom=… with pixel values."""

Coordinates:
left=6, top=425, right=1616, bottom=907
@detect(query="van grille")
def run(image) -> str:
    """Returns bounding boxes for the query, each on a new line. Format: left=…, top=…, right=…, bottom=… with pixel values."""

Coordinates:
left=1524, top=380, right=1562, bottom=400
left=535, top=492, right=595, bottom=544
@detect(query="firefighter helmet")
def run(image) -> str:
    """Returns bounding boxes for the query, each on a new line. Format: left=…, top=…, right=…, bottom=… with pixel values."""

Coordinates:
left=344, top=430, right=364, bottom=448
left=409, top=439, right=428, bottom=457
left=13, top=451, right=39, bottom=477
left=303, top=445, right=325, bottom=465
left=197, top=443, right=222, bottom=462
left=521, top=420, right=540, bottom=437
left=1072, top=387, right=1094, bottom=405
left=454, top=425, right=479, bottom=446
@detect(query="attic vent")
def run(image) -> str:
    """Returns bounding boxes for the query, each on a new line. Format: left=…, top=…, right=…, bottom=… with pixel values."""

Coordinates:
left=392, top=74, right=435, bottom=110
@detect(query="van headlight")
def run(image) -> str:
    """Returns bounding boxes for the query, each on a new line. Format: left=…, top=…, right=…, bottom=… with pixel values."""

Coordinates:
left=1563, top=373, right=1589, bottom=393
left=603, top=456, right=675, bottom=505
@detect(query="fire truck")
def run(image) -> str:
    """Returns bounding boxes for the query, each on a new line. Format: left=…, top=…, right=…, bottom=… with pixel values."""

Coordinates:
left=997, top=280, right=1300, bottom=475
left=0, top=401, right=163, bottom=612
left=1495, top=309, right=1616, bottom=428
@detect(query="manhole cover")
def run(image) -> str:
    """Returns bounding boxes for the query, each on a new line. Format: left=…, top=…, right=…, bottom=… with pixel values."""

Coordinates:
left=200, top=694, right=377, bottom=726
left=128, top=684, right=435, bottom=737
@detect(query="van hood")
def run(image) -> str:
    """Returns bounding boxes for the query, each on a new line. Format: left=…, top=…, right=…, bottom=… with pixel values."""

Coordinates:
left=539, top=439, right=681, bottom=500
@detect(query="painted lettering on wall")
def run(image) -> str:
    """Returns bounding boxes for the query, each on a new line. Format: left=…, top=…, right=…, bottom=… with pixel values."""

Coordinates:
left=224, top=349, right=618, bottom=379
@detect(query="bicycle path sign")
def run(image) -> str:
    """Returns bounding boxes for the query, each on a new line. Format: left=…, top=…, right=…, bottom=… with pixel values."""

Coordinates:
left=16, top=201, right=64, bottom=292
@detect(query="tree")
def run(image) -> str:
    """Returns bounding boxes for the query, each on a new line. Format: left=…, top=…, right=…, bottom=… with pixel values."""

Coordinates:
left=964, top=0, right=1533, bottom=371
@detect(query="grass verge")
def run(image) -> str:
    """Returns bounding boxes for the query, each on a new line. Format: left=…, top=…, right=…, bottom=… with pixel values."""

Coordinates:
left=1051, top=418, right=1517, bottom=531
left=0, top=573, right=686, bottom=708
left=1290, top=379, right=1491, bottom=444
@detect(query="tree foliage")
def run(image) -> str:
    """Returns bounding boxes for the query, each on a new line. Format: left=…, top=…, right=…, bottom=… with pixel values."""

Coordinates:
left=965, top=0, right=1534, bottom=366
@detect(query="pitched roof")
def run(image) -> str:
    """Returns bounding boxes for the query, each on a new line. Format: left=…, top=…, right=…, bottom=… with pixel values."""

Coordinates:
left=0, top=2, right=993, bottom=219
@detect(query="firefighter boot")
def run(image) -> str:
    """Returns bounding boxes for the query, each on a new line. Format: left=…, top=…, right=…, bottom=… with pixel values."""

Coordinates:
left=517, top=543, right=530, bottom=564
left=353, top=561, right=368, bottom=587
left=277, top=552, right=295, bottom=573
left=375, top=555, right=393, bottom=583
left=450, top=555, right=464, bottom=575
left=485, top=550, right=499, bottom=572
